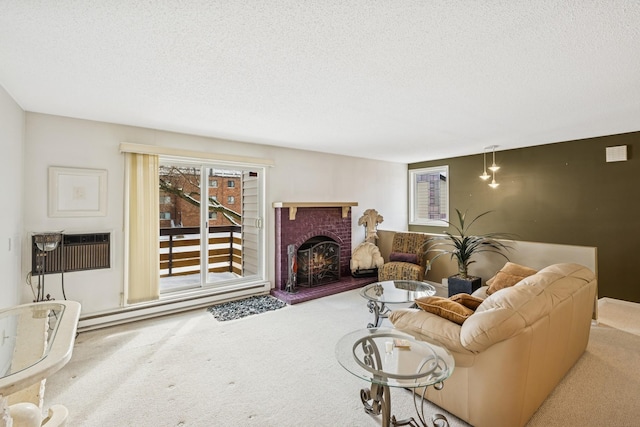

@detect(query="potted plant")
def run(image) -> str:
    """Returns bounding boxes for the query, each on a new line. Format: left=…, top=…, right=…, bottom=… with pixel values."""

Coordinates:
left=424, top=209, right=513, bottom=296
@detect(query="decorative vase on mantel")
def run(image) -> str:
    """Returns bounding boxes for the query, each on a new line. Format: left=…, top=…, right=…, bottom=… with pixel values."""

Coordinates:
left=447, top=275, right=482, bottom=297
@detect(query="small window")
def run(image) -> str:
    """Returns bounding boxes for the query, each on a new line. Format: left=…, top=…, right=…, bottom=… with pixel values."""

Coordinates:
left=227, top=196, right=235, bottom=204
left=409, top=166, right=449, bottom=226
left=227, top=180, right=235, bottom=188
left=159, top=196, right=171, bottom=204
left=209, top=179, right=218, bottom=188
left=208, top=211, right=217, bottom=220
left=160, top=212, right=171, bottom=220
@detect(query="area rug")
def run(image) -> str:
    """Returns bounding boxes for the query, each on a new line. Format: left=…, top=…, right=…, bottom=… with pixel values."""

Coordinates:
left=206, top=295, right=287, bottom=321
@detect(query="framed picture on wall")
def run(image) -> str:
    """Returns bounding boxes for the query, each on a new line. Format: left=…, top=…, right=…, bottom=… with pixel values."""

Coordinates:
left=48, top=167, right=108, bottom=217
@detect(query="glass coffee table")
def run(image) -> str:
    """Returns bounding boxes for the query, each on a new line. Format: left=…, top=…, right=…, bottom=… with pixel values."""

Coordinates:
left=336, top=328, right=454, bottom=427
left=360, top=280, right=436, bottom=328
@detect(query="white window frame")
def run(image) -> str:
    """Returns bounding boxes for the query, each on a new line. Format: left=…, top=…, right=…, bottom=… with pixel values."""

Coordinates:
left=409, top=166, right=449, bottom=227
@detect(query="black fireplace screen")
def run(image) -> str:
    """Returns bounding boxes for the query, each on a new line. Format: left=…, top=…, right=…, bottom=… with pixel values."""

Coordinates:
left=296, top=237, right=340, bottom=287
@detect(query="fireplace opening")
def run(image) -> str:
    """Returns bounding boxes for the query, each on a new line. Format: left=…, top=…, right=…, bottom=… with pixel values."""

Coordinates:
left=296, top=236, right=340, bottom=287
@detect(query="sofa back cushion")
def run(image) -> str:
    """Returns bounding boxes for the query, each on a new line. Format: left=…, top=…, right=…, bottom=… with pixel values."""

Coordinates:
left=460, top=263, right=596, bottom=352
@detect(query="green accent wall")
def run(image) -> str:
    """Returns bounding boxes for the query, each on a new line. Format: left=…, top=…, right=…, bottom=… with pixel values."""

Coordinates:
left=409, top=131, right=640, bottom=303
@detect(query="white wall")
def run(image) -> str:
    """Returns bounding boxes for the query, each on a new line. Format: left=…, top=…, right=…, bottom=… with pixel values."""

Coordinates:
left=0, top=85, right=24, bottom=310
left=22, top=113, right=408, bottom=315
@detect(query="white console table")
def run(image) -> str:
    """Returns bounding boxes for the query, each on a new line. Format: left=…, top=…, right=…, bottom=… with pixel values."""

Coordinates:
left=0, top=301, right=81, bottom=427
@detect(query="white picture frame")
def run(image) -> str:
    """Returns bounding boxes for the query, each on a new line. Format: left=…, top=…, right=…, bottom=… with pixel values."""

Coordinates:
left=48, top=167, right=108, bottom=217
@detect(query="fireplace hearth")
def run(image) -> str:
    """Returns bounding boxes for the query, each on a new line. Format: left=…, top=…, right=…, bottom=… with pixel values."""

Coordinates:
left=272, top=202, right=377, bottom=304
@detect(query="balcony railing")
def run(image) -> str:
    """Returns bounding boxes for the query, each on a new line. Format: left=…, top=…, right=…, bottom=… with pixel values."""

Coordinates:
left=160, top=225, right=242, bottom=278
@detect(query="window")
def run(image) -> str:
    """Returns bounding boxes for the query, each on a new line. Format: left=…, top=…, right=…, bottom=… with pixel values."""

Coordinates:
left=160, top=196, right=171, bottom=204
left=227, top=196, right=235, bottom=204
left=209, top=179, right=218, bottom=188
left=160, top=212, right=171, bottom=220
left=209, top=211, right=217, bottom=220
left=409, top=166, right=449, bottom=226
left=227, top=180, right=235, bottom=188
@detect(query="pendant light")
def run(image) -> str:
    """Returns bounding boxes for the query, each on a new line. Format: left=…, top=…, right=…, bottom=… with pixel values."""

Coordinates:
left=488, top=145, right=500, bottom=188
left=489, top=145, right=500, bottom=172
left=479, top=147, right=490, bottom=180
left=489, top=171, right=500, bottom=189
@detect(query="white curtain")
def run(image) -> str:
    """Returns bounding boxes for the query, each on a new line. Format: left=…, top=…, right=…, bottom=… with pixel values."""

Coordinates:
left=126, top=153, right=160, bottom=304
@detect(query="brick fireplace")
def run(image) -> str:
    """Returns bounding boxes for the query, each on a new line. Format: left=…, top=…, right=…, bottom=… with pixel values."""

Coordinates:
left=271, top=202, right=377, bottom=304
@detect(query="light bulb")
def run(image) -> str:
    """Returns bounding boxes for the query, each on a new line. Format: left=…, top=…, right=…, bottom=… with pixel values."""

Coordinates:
left=479, top=148, right=490, bottom=180
left=489, top=146, right=500, bottom=172
left=489, top=170, right=499, bottom=188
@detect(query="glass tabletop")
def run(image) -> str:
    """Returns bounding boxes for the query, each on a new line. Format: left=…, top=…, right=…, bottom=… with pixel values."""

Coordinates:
left=335, top=328, right=454, bottom=389
left=0, top=302, right=65, bottom=380
left=360, top=280, right=436, bottom=304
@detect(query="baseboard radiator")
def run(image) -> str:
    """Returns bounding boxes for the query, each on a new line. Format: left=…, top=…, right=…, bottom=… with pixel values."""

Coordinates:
left=77, top=280, right=271, bottom=332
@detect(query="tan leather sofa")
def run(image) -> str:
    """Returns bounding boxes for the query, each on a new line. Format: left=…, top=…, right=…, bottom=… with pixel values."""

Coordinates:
left=389, top=263, right=597, bottom=427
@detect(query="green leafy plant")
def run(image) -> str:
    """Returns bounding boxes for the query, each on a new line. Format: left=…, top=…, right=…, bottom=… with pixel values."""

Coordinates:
left=424, top=209, right=514, bottom=279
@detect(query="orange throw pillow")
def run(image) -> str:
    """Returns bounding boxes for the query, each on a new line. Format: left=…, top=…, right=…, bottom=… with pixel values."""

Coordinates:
left=415, top=296, right=474, bottom=325
left=486, top=262, right=537, bottom=295
left=449, top=293, right=484, bottom=310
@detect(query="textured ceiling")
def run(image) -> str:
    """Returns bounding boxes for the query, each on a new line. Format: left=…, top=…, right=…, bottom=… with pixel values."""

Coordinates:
left=1, top=1, right=639, bottom=163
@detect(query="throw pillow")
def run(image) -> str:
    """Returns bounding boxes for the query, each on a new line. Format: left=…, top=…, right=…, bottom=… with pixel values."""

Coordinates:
left=486, top=262, right=537, bottom=295
left=389, top=252, right=419, bottom=265
left=449, top=293, right=484, bottom=310
left=415, top=296, right=474, bottom=325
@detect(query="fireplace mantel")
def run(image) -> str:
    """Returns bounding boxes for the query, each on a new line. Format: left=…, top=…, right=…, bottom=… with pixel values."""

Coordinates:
left=272, top=202, right=358, bottom=220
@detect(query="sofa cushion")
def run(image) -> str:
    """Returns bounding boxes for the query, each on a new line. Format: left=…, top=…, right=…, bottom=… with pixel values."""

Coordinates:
left=449, top=293, right=484, bottom=310
left=415, top=296, right=474, bottom=325
left=389, top=251, right=419, bottom=265
left=486, top=262, right=537, bottom=295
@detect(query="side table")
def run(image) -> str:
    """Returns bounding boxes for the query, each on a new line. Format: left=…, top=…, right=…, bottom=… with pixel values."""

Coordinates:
left=360, top=280, right=436, bottom=328
left=336, top=328, right=454, bottom=427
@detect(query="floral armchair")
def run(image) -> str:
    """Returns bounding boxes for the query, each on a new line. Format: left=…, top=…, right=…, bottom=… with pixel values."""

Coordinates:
left=378, top=232, right=429, bottom=281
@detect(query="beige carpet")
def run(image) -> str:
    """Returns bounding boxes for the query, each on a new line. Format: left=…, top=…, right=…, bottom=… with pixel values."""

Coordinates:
left=43, top=293, right=640, bottom=426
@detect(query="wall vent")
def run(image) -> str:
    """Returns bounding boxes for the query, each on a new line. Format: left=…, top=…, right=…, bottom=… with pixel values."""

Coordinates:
left=606, top=145, right=628, bottom=162
left=32, top=233, right=110, bottom=275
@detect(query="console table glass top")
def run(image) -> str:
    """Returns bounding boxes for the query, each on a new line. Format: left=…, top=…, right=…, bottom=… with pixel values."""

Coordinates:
left=0, top=301, right=81, bottom=397
left=0, top=303, right=63, bottom=379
